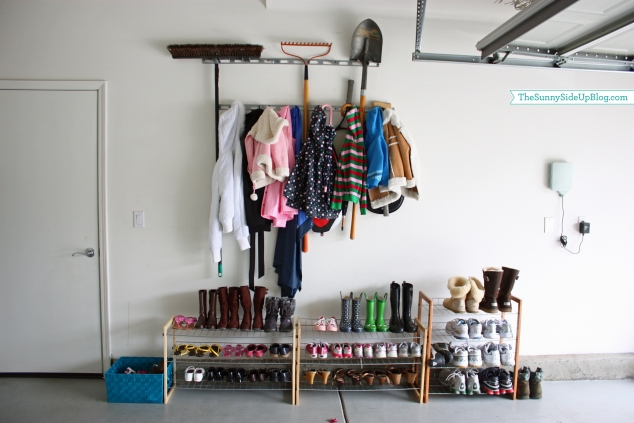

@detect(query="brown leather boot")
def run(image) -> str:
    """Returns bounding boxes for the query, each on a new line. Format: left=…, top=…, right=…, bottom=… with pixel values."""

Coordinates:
left=206, top=289, right=217, bottom=329
left=195, top=289, right=207, bottom=328
left=252, top=286, right=268, bottom=331
left=239, top=286, right=252, bottom=330
left=227, top=287, right=240, bottom=329
left=480, top=267, right=503, bottom=313
left=497, top=267, right=520, bottom=312
left=217, top=287, right=229, bottom=329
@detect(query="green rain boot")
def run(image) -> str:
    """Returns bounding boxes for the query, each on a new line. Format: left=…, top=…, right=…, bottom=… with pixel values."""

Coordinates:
left=364, top=293, right=377, bottom=332
left=375, top=293, right=389, bottom=332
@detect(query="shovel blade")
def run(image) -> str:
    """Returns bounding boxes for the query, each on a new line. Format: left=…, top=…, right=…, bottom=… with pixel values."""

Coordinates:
left=350, top=19, right=383, bottom=63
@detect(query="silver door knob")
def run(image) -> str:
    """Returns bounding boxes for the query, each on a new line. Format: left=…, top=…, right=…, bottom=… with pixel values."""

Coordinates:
left=72, top=248, right=95, bottom=257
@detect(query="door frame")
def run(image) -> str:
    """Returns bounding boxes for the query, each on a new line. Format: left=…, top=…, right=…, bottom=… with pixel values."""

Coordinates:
left=0, top=80, right=110, bottom=374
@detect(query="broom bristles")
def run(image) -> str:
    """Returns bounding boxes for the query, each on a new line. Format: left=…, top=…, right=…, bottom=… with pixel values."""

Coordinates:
left=167, top=44, right=264, bottom=59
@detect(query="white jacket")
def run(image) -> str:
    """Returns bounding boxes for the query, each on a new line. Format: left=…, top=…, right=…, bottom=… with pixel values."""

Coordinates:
left=209, top=101, right=249, bottom=262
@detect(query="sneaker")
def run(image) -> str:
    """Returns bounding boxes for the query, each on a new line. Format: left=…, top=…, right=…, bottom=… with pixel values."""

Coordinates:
left=363, top=343, right=373, bottom=358
left=306, top=343, right=318, bottom=358
left=409, top=342, right=422, bottom=358
left=428, top=349, right=445, bottom=367
left=497, top=319, right=513, bottom=338
left=432, top=343, right=453, bottom=363
left=467, top=318, right=482, bottom=339
left=386, top=343, right=398, bottom=358
left=464, top=368, right=481, bottom=395
left=498, top=368, right=514, bottom=394
left=318, top=342, right=329, bottom=359
left=449, top=345, right=468, bottom=368
left=467, top=345, right=482, bottom=368
left=330, top=343, right=342, bottom=358
left=439, top=368, right=466, bottom=394
left=517, top=366, right=531, bottom=399
left=499, top=343, right=515, bottom=366
left=342, top=343, right=353, bottom=358
left=374, top=342, right=387, bottom=358
left=480, top=342, right=501, bottom=367
left=314, top=316, right=326, bottom=331
left=445, top=318, right=468, bottom=340
left=479, top=367, right=500, bottom=395
left=482, top=319, right=499, bottom=339
left=184, top=366, right=195, bottom=382
left=326, top=317, right=338, bottom=331
left=398, top=342, right=409, bottom=358
left=353, top=343, right=364, bottom=358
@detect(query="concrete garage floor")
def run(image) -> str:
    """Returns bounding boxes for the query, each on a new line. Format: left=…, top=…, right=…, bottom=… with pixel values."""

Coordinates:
left=0, top=378, right=632, bottom=423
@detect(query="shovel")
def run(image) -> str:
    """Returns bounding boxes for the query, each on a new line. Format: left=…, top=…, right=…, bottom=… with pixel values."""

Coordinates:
left=350, top=19, right=383, bottom=239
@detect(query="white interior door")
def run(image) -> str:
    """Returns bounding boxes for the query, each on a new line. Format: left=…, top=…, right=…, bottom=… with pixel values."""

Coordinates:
left=0, top=88, right=103, bottom=373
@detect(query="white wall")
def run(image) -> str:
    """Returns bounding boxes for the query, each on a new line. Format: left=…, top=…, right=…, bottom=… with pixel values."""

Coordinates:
left=1, top=0, right=633, bottom=357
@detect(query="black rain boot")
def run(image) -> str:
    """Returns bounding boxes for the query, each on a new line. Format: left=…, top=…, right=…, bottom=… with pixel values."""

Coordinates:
left=279, top=298, right=295, bottom=333
left=339, top=292, right=352, bottom=333
left=263, top=297, right=279, bottom=332
left=402, top=281, right=416, bottom=333
left=389, top=282, right=404, bottom=333
left=497, top=267, right=520, bottom=312
left=351, top=293, right=364, bottom=333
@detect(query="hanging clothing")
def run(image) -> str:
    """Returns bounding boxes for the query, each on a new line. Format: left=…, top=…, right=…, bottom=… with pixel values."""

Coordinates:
left=209, top=101, right=249, bottom=262
left=244, top=107, right=290, bottom=191
left=331, top=106, right=367, bottom=215
left=240, top=108, right=271, bottom=290
left=290, top=106, right=310, bottom=229
left=364, top=106, right=389, bottom=189
left=261, top=106, right=298, bottom=228
left=273, top=214, right=312, bottom=298
left=284, top=106, right=339, bottom=220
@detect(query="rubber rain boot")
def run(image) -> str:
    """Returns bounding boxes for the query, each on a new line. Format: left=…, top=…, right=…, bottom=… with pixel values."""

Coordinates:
left=252, top=286, right=268, bottom=331
left=217, top=287, right=229, bottom=329
left=227, top=287, right=240, bottom=329
left=375, top=293, right=389, bottom=332
left=364, top=292, right=377, bottom=332
left=206, top=289, right=217, bottom=329
left=402, top=281, right=416, bottom=333
left=263, top=297, right=279, bottom=332
left=339, top=292, right=352, bottom=333
left=195, top=289, right=207, bottom=329
left=480, top=267, right=503, bottom=313
left=389, top=282, right=404, bottom=333
left=497, top=267, right=520, bottom=312
left=351, top=293, right=364, bottom=333
left=239, top=285, right=252, bottom=330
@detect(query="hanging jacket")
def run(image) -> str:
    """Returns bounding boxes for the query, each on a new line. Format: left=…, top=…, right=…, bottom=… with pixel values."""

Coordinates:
left=368, top=108, right=421, bottom=208
left=209, top=101, right=249, bottom=262
left=364, top=106, right=389, bottom=189
left=261, top=106, right=298, bottom=227
left=284, top=106, right=339, bottom=220
left=290, top=106, right=310, bottom=229
left=244, top=107, right=290, bottom=191
left=331, top=106, right=367, bottom=215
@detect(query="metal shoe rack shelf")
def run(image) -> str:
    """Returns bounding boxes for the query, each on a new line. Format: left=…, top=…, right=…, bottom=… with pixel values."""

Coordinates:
left=162, top=316, right=298, bottom=404
left=294, top=318, right=427, bottom=404
left=417, top=291, right=522, bottom=402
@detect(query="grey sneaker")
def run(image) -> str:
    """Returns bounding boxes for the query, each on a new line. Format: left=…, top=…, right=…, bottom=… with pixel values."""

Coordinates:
left=467, top=345, right=482, bottom=368
left=497, top=319, right=513, bottom=338
left=409, top=342, right=422, bottom=358
left=482, top=319, right=499, bottom=339
left=464, top=368, right=481, bottom=395
left=499, top=343, right=515, bottom=366
left=439, top=368, right=466, bottom=394
left=467, top=318, right=482, bottom=339
left=398, top=342, right=409, bottom=358
left=480, top=342, right=501, bottom=367
left=449, top=345, right=468, bottom=368
left=445, top=318, right=468, bottom=340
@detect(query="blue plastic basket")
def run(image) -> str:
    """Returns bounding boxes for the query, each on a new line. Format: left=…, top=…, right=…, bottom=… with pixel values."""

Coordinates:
left=105, top=357, right=173, bottom=403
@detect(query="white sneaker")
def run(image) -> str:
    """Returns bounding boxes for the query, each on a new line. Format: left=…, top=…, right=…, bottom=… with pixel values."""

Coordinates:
left=449, top=345, right=468, bottom=368
left=445, top=318, right=468, bottom=340
left=480, top=342, right=501, bottom=367
left=482, top=319, right=499, bottom=339
left=439, top=368, right=466, bottom=394
left=193, top=367, right=205, bottom=382
left=363, top=343, right=373, bottom=358
left=467, top=318, right=482, bottom=339
left=499, top=343, right=515, bottom=366
left=409, top=342, right=422, bottom=358
left=497, top=319, right=513, bottom=338
left=353, top=343, right=364, bottom=358
left=467, top=345, right=482, bottom=368
left=374, top=342, right=387, bottom=358
left=398, top=342, right=409, bottom=358
left=386, top=343, right=398, bottom=358
left=464, top=368, right=481, bottom=395
left=184, top=366, right=195, bottom=382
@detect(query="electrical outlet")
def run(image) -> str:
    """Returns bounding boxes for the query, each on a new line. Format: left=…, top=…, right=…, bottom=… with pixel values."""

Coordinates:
left=544, top=217, right=553, bottom=233
left=578, top=216, right=587, bottom=223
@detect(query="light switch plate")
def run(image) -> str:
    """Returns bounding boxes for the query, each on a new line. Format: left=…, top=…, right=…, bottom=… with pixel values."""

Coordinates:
left=133, top=211, right=145, bottom=228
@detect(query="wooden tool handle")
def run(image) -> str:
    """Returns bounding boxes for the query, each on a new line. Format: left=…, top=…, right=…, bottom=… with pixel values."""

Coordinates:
left=359, top=94, right=366, bottom=123
left=302, top=234, right=309, bottom=252
left=350, top=204, right=358, bottom=239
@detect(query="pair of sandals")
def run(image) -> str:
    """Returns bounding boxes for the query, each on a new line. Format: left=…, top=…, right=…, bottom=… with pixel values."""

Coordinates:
left=172, top=315, right=197, bottom=330
left=184, top=366, right=205, bottom=382
left=173, top=344, right=222, bottom=357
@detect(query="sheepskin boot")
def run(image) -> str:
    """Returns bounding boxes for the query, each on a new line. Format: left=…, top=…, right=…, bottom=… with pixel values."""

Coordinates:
left=465, top=277, right=485, bottom=313
left=498, top=267, right=520, bottom=312
left=442, top=276, right=471, bottom=313
left=480, top=267, right=503, bottom=313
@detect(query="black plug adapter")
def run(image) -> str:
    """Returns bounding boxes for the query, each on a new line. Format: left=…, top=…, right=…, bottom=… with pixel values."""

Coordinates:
left=579, top=221, right=590, bottom=234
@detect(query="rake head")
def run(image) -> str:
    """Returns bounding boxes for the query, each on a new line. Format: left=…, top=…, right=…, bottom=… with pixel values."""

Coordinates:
left=280, top=42, right=332, bottom=64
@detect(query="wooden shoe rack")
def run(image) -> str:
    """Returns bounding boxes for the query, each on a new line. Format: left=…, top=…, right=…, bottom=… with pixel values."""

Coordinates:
left=294, top=318, right=427, bottom=404
left=418, top=291, right=523, bottom=402
left=162, top=316, right=298, bottom=404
